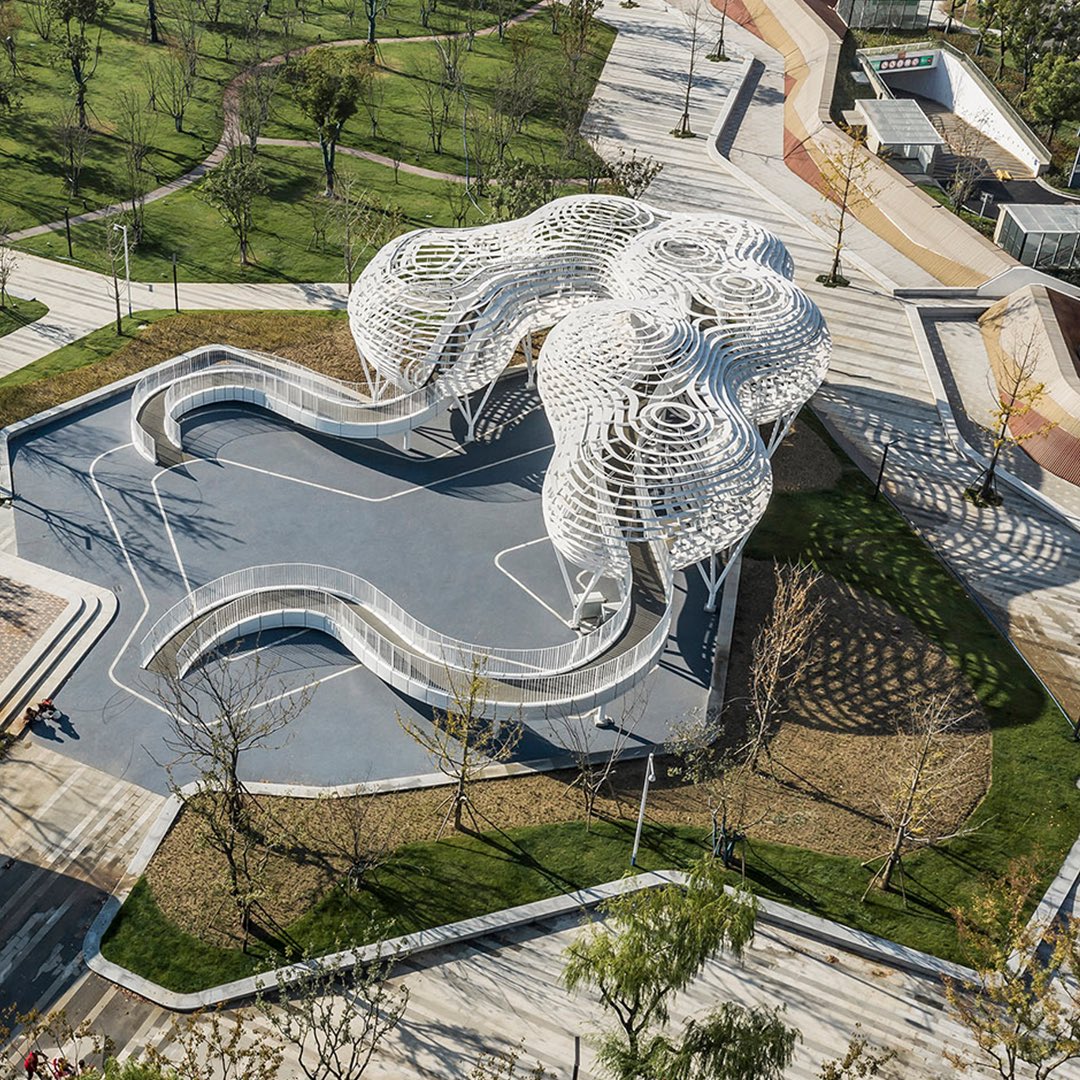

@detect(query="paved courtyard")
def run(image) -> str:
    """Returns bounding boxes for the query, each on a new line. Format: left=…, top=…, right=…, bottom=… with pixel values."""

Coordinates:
left=9, top=375, right=717, bottom=792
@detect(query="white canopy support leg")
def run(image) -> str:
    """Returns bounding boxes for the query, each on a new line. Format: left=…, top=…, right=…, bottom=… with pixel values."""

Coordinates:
left=698, top=538, right=747, bottom=612
left=523, top=332, right=535, bottom=387
left=459, top=376, right=500, bottom=443
left=766, top=410, right=796, bottom=457
left=402, top=429, right=411, bottom=451
left=571, top=569, right=604, bottom=628
left=553, top=547, right=579, bottom=614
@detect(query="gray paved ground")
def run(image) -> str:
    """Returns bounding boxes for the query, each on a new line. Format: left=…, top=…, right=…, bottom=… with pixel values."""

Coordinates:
left=8, top=376, right=716, bottom=792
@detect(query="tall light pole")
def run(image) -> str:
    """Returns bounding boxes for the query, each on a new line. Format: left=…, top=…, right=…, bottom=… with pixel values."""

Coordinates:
left=112, top=222, right=132, bottom=317
left=630, top=752, right=656, bottom=867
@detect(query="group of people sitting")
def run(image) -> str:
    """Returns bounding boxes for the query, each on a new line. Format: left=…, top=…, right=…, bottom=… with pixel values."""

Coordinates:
left=22, top=1051, right=92, bottom=1079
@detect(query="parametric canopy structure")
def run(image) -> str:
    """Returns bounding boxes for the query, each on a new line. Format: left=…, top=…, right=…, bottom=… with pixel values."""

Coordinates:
left=132, top=196, right=830, bottom=715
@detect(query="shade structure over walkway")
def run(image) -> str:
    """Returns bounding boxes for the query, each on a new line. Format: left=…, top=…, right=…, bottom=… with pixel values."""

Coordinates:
left=134, top=197, right=831, bottom=714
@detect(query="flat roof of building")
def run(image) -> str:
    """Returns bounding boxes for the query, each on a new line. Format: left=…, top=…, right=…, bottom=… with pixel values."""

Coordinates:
left=855, top=97, right=944, bottom=146
left=1001, top=202, right=1080, bottom=235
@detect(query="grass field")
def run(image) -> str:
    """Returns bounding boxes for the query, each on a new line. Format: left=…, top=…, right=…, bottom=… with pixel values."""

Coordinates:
left=264, top=17, right=616, bottom=179
left=0, top=308, right=356, bottom=428
left=0, top=298, right=48, bottom=339
left=0, top=0, right=537, bottom=234
left=17, top=147, right=483, bottom=282
left=12, top=14, right=612, bottom=281
left=96, top=403, right=1080, bottom=992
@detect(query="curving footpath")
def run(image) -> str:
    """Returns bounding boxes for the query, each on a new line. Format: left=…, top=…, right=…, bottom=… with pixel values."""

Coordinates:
left=131, top=194, right=830, bottom=712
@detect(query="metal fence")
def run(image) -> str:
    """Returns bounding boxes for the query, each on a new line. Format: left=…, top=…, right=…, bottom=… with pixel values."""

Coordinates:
left=143, top=562, right=637, bottom=681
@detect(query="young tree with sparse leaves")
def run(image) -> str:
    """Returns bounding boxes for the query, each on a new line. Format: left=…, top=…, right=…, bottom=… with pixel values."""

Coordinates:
left=255, top=953, right=408, bottom=1080
left=606, top=148, right=663, bottom=199
left=745, top=560, right=824, bottom=773
left=862, top=689, right=981, bottom=900
left=814, top=131, right=881, bottom=287
left=945, top=857, right=1080, bottom=1080
left=150, top=1008, right=283, bottom=1080
left=54, top=98, right=90, bottom=195
left=968, top=322, right=1055, bottom=506
left=48, top=0, right=113, bottom=127
left=563, top=857, right=798, bottom=1080
left=397, top=658, right=522, bottom=833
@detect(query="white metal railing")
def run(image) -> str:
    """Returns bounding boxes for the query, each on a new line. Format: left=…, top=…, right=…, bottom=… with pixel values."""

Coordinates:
left=130, top=345, right=449, bottom=463
left=165, top=541, right=672, bottom=714
left=143, top=562, right=635, bottom=680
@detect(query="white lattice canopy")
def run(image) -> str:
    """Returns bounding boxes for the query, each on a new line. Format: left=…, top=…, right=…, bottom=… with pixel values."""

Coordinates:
left=348, top=195, right=830, bottom=578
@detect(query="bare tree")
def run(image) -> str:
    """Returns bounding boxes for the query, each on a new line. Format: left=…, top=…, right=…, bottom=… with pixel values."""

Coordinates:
left=103, top=216, right=125, bottom=333
left=672, top=0, right=706, bottom=138
left=335, top=178, right=403, bottom=288
left=932, top=111, right=991, bottom=212
left=359, top=55, right=382, bottom=137
left=414, top=53, right=455, bottom=154
left=469, top=1040, right=549, bottom=1079
left=558, top=0, right=601, bottom=77
left=813, top=130, right=881, bottom=288
left=308, top=190, right=333, bottom=251
left=152, top=654, right=309, bottom=942
left=745, top=560, right=824, bottom=773
left=238, top=66, right=277, bottom=155
left=25, top=0, right=55, bottom=41
left=315, top=788, right=400, bottom=892
left=53, top=99, right=91, bottom=195
left=707, top=0, right=730, bottom=60
left=397, top=658, right=522, bottom=833
left=13, top=1008, right=113, bottom=1079
left=0, top=220, right=18, bottom=309
left=495, top=30, right=540, bottom=134
left=967, top=322, right=1055, bottom=506
left=547, top=682, right=648, bottom=830
left=156, top=46, right=196, bottom=132
left=256, top=954, right=408, bottom=1080
left=152, top=1008, right=283, bottom=1080
left=171, top=0, right=203, bottom=77
left=443, top=177, right=471, bottom=226
left=861, top=690, right=981, bottom=901
left=115, top=87, right=155, bottom=242
left=944, top=857, right=1080, bottom=1080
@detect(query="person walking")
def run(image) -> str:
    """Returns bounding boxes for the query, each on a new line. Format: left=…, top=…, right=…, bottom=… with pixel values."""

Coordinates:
left=22, top=1050, right=43, bottom=1079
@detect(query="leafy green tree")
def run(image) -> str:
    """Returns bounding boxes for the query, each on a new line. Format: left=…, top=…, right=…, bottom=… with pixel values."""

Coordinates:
left=1027, top=53, right=1080, bottom=147
left=48, top=0, right=112, bottom=127
left=287, top=48, right=368, bottom=196
left=490, top=156, right=558, bottom=221
left=563, top=858, right=798, bottom=1079
left=198, top=150, right=267, bottom=265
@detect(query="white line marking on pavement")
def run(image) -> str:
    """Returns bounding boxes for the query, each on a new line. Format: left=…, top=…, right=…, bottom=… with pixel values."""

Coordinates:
left=494, top=537, right=574, bottom=628
left=215, top=443, right=553, bottom=504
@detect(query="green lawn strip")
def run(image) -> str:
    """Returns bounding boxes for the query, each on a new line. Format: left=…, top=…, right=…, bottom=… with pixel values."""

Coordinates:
left=17, top=148, right=477, bottom=283
left=0, top=308, right=349, bottom=428
left=1, top=0, right=534, bottom=233
left=264, top=18, right=616, bottom=179
left=0, top=299, right=49, bottom=339
left=101, top=820, right=709, bottom=995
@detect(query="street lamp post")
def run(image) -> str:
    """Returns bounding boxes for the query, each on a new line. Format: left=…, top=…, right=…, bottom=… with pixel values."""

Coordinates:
left=112, top=222, right=132, bottom=317
left=630, top=752, right=656, bottom=867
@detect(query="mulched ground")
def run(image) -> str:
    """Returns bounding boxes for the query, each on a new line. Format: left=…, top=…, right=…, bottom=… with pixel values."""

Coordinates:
left=771, top=421, right=842, bottom=493
left=149, top=562, right=990, bottom=944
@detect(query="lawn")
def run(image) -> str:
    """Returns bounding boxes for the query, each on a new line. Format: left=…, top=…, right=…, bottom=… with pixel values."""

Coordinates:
left=0, top=0, right=537, bottom=234
left=264, top=16, right=616, bottom=179
left=13, top=14, right=612, bottom=282
left=97, top=405, right=1080, bottom=992
left=0, top=308, right=356, bottom=429
left=0, top=298, right=48, bottom=339
left=16, top=147, right=481, bottom=283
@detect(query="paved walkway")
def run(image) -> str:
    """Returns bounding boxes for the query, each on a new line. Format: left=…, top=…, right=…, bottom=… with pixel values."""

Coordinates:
left=0, top=254, right=347, bottom=376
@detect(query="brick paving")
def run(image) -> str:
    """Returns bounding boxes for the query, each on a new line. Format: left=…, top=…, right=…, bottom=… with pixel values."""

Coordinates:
left=0, top=577, right=66, bottom=683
